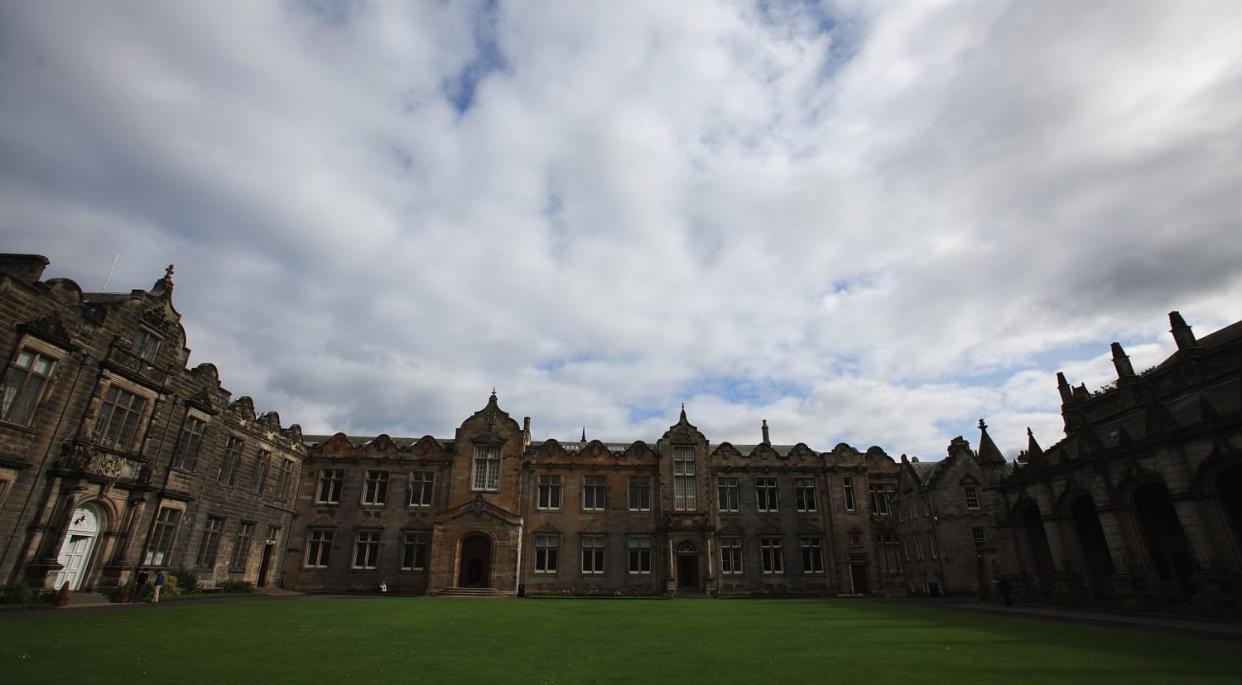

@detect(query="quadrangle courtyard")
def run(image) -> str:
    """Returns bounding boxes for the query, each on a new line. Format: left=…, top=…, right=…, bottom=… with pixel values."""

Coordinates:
left=1, top=597, right=1239, bottom=684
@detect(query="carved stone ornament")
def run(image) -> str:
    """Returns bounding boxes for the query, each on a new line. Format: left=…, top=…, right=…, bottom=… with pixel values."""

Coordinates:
left=471, top=494, right=485, bottom=513
left=142, top=306, right=176, bottom=335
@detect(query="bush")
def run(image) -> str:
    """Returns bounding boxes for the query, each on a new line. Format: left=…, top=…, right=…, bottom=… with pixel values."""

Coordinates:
left=173, top=568, right=199, bottom=594
left=221, top=580, right=255, bottom=594
left=0, top=581, right=36, bottom=605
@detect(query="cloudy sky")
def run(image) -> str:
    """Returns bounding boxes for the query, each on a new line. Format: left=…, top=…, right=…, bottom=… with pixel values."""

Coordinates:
left=3, top=1, right=1240, bottom=458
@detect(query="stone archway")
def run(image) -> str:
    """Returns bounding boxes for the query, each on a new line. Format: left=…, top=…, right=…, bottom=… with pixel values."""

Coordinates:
left=457, top=533, right=493, bottom=588
left=55, top=503, right=103, bottom=591
left=1133, top=481, right=1195, bottom=599
left=1068, top=495, right=1114, bottom=598
left=1217, top=464, right=1242, bottom=561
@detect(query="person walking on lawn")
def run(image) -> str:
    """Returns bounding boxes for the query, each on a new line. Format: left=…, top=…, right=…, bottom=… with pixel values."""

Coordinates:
left=152, top=570, right=166, bottom=604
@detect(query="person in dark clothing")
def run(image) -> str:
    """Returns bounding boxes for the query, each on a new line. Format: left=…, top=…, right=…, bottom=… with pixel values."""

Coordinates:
left=136, top=568, right=149, bottom=601
left=998, top=575, right=1013, bottom=607
left=152, top=570, right=166, bottom=604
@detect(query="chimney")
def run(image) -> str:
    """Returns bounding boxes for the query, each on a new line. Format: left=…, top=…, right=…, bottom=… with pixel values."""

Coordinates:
left=1056, top=372, right=1073, bottom=403
left=1110, top=342, right=1135, bottom=378
left=523, top=416, right=531, bottom=433
left=0, top=254, right=49, bottom=284
left=1169, top=311, right=1197, bottom=351
left=761, top=419, right=770, bottom=445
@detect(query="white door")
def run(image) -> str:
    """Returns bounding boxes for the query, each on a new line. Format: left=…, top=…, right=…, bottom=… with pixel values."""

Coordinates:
left=54, top=506, right=100, bottom=590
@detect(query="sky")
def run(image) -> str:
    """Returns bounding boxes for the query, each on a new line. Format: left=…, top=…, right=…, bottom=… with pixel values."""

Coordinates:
left=2, top=1, right=1240, bottom=459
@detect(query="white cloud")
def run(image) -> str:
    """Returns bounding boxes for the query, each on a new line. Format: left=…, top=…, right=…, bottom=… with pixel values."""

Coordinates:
left=3, top=0, right=1240, bottom=459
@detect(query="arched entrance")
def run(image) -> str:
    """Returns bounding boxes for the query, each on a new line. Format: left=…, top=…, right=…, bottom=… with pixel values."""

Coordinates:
left=1217, top=465, right=1242, bottom=560
left=55, top=504, right=102, bottom=590
left=1133, top=482, right=1195, bottom=598
left=1019, top=504, right=1055, bottom=597
left=676, top=541, right=698, bottom=590
left=457, top=533, right=492, bottom=588
left=1068, top=495, right=1114, bottom=598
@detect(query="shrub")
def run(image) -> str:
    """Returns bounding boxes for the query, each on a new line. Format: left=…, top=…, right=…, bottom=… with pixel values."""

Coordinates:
left=221, top=580, right=255, bottom=594
left=173, top=568, right=199, bottom=594
left=0, top=581, right=36, bottom=605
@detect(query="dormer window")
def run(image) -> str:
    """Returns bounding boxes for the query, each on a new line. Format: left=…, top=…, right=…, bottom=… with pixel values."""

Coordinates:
left=131, top=329, right=160, bottom=362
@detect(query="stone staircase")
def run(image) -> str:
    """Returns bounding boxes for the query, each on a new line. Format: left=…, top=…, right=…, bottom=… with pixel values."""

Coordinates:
left=436, top=587, right=506, bottom=598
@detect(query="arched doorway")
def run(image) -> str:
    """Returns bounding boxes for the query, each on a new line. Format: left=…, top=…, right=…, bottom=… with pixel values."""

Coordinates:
left=1217, top=465, right=1242, bottom=560
left=1068, top=495, right=1114, bottom=598
left=1020, top=504, right=1055, bottom=597
left=676, top=541, right=698, bottom=590
left=1133, top=482, right=1195, bottom=598
left=457, top=533, right=492, bottom=588
left=55, top=504, right=102, bottom=590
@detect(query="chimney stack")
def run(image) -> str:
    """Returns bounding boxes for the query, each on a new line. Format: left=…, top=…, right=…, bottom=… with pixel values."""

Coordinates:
left=761, top=419, right=770, bottom=445
left=1056, top=372, right=1073, bottom=403
left=1110, top=342, right=1135, bottom=378
left=0, top=254, right=49, bottom=284
left=1169, top=311, right=1197, bottom=351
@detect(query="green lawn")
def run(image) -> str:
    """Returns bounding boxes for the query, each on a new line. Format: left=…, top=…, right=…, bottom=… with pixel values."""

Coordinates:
left=1, top=598, right=1238, bottom=684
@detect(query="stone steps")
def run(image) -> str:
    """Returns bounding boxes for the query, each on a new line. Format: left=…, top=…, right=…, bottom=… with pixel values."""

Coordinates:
left=438, top=587, right=506, bottom=598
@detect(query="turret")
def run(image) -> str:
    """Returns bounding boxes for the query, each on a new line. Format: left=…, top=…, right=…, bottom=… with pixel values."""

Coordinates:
left=1169, top=311, right=1197, bottom=351
left=1110, top=342, right=1135, bottom=378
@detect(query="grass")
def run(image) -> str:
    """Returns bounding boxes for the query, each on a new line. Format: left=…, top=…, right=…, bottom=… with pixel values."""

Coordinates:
left=1, top=598, right=1238, bottom=684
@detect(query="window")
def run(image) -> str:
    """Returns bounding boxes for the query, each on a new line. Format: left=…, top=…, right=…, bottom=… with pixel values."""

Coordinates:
left=628, top=477, right=651, bottom=511
left=401, top=532, right=428, bottom=570
left=795, top=478, right=817, bottom=512
left=756, top=478, right=779, bottom=512
left=628, top=537, right=652, bottom=574
left=972, top=527, right=987, bottom=549
left=581, top=536, right=605, bottom=574
left=0, top=480, right=9, bottom=508
left=877, top=534, right=902, bottom=573
left=472, top=445, right=501, bottom=492
left=535, top=535, right=559, bottom=574
left=965, top=485, right=980, bottom=510
left=760, top=536, right=783, bottom=574
left=170, top=415, right=207, bottom=471
left=230, top=522, right=255, bottom=571
left=928, top=531, right=939, bottom=559
left=842, top=477, right=857, bottom=512
left=274, top=459, right=294, bottom=502
left=849, top=531, right=863, bottom=547
left=195, top=516, right=224, bottom=568
left=0, top=348, right=55, bottom=426
left=218, top=437, right=243, bottom=485
left=305, top=529, right=333, bottom=568
left=717, top=477, right=740, bottom=512
left=92, top=385, right=149, bottom=451
left=409, top=471, right=435, bottom=507
left=720, top=538, right=743, bottom=575
left=673, top=446, right=697, bottom=510
left=317, top=468, right=343, bottom=504
left=915, top=537, right=924, bottom=560
left=130, top=329, right=160, bottom=361
left=902, top=539, right=910, bottom=562
left=143, top=506, right=180, bottom=566
left=537, top=475, right=561, bottom=510
left=251, top=450, right=270, bottom=494
left=362, top=470, right=389, bottom=505
left=868, top=482, right=895, bottom=515
left=583, top=476, right=606, bottom=511
left=353, top=531, right=381, bottom=569
left=266, top=526, right=281, bottom=547
left=800, top=537, right=825, bottom=574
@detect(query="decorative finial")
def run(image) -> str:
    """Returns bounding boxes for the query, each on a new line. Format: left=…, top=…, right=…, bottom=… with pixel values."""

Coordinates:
left=1027, top=426, right=1034, bottom=438
left=978, top=418, right=987, bottom=431
left=679, top=403, right=687, bottom=422
left=581, top=427, right=587, bottom=442
left=490, top=388, right=497, bottom=399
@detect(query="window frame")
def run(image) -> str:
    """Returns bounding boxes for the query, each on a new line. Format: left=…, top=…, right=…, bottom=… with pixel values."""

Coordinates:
left=580, top=536, right=605, bottom=575
left=195, top=515, right=224, bottom=569
left=756, top=477, right=779, bottom=513
left=218, top=436, right=244, bottom=486
left=800, top=536, right=825, bottom=574
left=795, top=478, right=817, bottom=512
left=251, top=450, right=270, bottom=494
left=471, top=445, right=501, bottom=492
left=842, top=477, right=857, bottom=512
left=536, top=474, right=561, bottom=511
left=352, top=530, right=381, bottom=570
left=90, top=381, right=153, bottom=453
left=627, top=536, right=652, bottom=575
left=582, top=476, right=606, bottom=512
left=0, top=344, right=59, bottom=427
left=316, top=468, right=344, bottom=504
left=143, top=505, right=182, bottom=566
left=627, top=476, right=651, bottom=512
left=672, top=446, right=697, bottom=511
left=534, top=534, right=560, bottom=574
left=760, top=536, right=784, bottom=574
left=170, top=412, right=208, bottom=472
left=362, top=470, right=390, bottom=506
left=408, top=471, right=435, bottom=508
left=717, top=477, right=740, bottom=512
left=400, top=531, right=429, bottom=571
left=720, top=537, right=743, bottom=575
left=230, top=521, right=256, bottom=572
left=965, top=484, right=980, bottom=510
left=305, top=529, right=334, bottom=568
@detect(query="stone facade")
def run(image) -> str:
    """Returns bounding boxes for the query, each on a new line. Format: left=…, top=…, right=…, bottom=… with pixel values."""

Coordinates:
left=286, top=401, right=912, bottom=597
left=990, top=313, right=1242, bottom=615
left=0, top=255, right=304, bottom=592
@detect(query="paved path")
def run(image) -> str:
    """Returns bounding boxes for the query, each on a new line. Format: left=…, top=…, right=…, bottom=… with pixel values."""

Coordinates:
left=931, top=600, right=1242, bottom=640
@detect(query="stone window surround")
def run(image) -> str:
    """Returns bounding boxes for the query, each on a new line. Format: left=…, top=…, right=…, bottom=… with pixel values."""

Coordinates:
left=142, top=498, right=187, bottom=567
left=170, top=407, right=212, bottom=473
left=89, top=371, right=160, bottom=454
left=0, top=335, right=66, bottom=428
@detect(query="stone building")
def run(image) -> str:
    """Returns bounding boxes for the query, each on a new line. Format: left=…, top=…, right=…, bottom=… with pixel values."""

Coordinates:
left=894, top=424, right=1011, bottom=597
left=0, top=255, right=304, bottom=592
left=992, top=313, right=1242, bottom=614
left=286, top=404, right=912, bottom=597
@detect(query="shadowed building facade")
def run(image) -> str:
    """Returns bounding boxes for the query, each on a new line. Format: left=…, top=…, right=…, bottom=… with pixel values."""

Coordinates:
left=0, top=255, right=304, bottom=592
